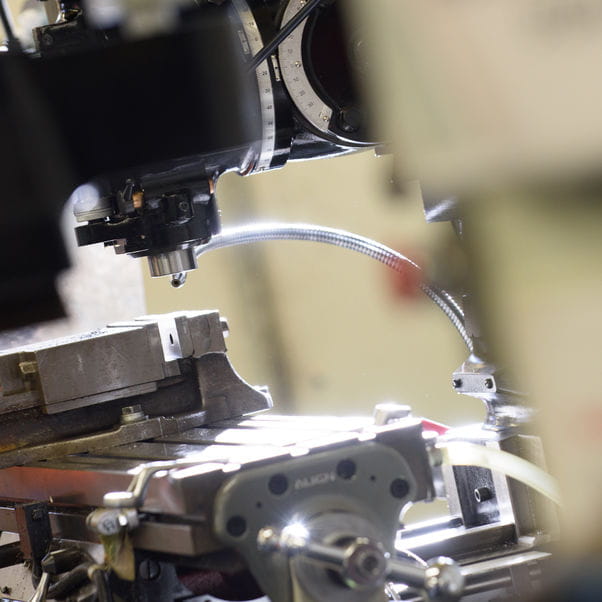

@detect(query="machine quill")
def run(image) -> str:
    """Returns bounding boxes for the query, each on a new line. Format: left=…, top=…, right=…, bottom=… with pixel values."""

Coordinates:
left=0, top=0, right=594, bottom=601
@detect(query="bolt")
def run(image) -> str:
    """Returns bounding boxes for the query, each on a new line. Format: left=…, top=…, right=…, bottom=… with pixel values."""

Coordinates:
left=474, top=487, right=493, bottom=503
left=361, top=554, right=380, bottom=574
left=18, top=361, right=38, bottom=376
left=452, top=379, right=463, bottom=389
left=2, top=585, right=12, bottom=594
left=132, top=191, right=144, bottom=210
left=257, top=526, right=278, bottom=551
left=138, top=559, right=161, bottom=581
left=485, top=378, right=494, bottom=390
left=120, top=405, right=147, bottom=425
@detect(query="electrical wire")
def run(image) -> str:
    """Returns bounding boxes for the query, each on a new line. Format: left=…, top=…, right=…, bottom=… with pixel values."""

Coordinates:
left=247, top=0, right=322, bottom=73
left=189, top=222, right=472, bottom=351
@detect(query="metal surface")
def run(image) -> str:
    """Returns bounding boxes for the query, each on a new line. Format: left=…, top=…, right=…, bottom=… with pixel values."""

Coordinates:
left=0, top=411, right=554, bottom=601
left=279, top=0, right=333, bottom=138
left=147, top=249, right=198, bottom=278
left=28, top=572, right=49, bottom=602
left=0, top=311, right=224, bottom=414
left=392, top=550, right=551, bottom=601
left=0, top=311, right=271, bottom=464
left=258, top=525, right=463, bottom=600
left=212, top=422, right=431, bottom=602
left=0, top=410, right=209, bottom=468
left=0, top=309, right=554, bottom=601
left=452, top=356, right=533, bottom=430
left=231, top=0, right=277, bottom=173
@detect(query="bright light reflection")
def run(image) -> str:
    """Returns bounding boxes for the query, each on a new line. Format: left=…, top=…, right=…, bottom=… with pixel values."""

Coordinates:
left=282, top=521, right=309, bottom=541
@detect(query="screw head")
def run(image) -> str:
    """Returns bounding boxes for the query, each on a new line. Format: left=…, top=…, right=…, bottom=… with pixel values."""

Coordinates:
left=336, top=459, right=357, bottom=480
left=474, top=487, right=493, bottom=503
left=120, top=405, right=147, bottom=425
left=226, top=516, right=247, bottom=537
left=390, top=478, right=410, bottom=499
left=268, top=474, right=289, bottom=496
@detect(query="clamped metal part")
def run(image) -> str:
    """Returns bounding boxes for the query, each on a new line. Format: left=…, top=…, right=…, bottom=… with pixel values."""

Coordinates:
left=257, top=526, right=464, bottom=601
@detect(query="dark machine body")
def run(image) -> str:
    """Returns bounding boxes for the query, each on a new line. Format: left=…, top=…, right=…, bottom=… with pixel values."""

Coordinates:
left=0, top=0, right=372, bottom=330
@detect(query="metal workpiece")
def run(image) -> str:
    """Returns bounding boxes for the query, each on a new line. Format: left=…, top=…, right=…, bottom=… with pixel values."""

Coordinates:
left=452, top=355, right=533, bottom=430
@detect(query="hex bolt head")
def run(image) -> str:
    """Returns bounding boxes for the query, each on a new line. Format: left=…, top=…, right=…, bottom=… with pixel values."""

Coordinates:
left=343, top=540, right=388, bottom=589
left=452, top=379, right=463, bottom=389
left=120, top=405, right=147, bottom=425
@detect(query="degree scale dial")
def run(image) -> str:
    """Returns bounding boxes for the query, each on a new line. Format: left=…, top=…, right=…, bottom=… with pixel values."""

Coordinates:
left=279, top=0, right=374, bottom=147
